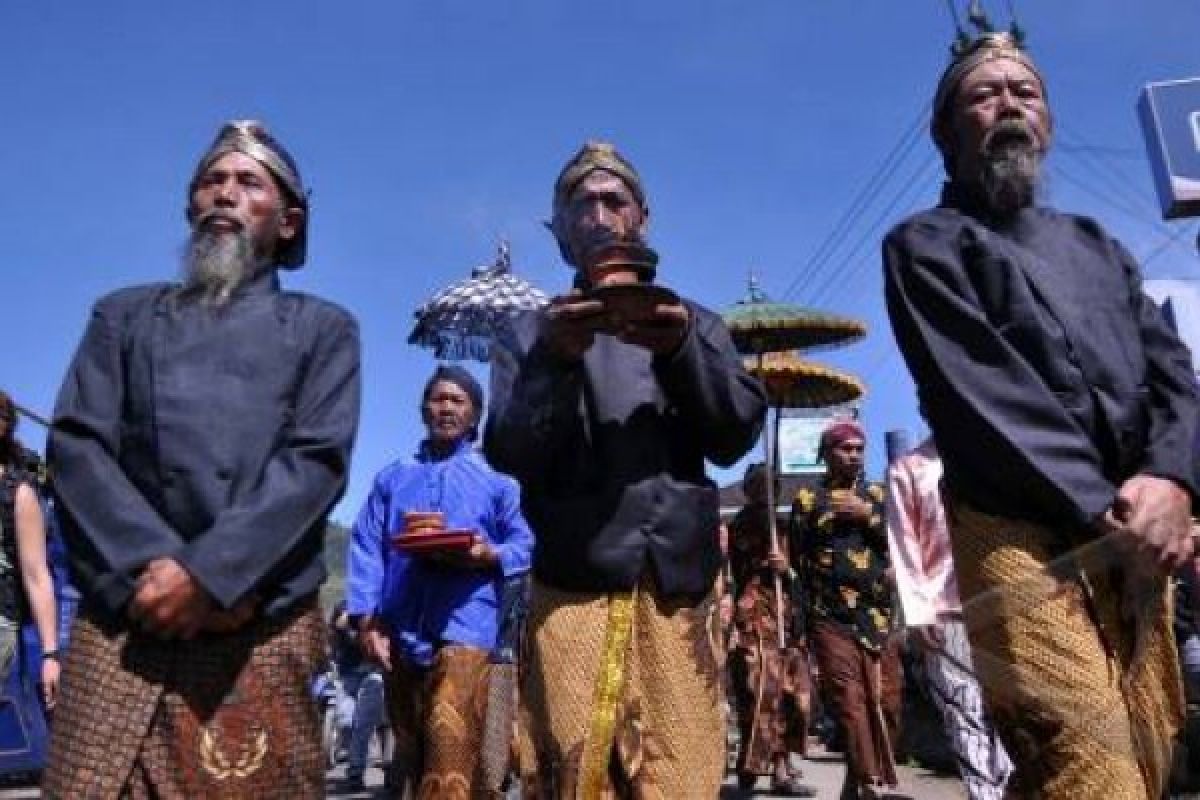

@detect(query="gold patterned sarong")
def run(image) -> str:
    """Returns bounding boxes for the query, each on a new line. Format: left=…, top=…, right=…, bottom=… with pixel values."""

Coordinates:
left=385, top=644, right=493, bottom=799
left=948, top=500, right=1183, bottom=800
left=43, top=602, right=327, bottom=800
left=523, top=578, right=724, bottom=799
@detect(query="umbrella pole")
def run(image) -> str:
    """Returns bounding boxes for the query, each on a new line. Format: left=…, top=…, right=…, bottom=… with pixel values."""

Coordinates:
left=15, top=403, right=49, bottom=430
left=758, top=352, right=787, bottom=651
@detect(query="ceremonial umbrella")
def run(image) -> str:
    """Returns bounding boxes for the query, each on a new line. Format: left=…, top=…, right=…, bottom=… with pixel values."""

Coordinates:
left=408, top=241, right=549, bottom=362
left=14, top=403, right=49, bottom=429
left=722, top=277, right=866, bottom=354
left=743, top=350, right=865, bottom=409
left=722, top=278, right=867, bottom=647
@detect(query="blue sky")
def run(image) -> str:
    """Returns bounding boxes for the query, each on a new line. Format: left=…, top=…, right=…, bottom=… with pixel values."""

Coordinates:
left=3, top=1, right=1199, bottom=522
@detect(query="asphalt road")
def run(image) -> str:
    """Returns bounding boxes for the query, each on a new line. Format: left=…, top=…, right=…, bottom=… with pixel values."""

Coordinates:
left=323, top=744, right=966, bottom=799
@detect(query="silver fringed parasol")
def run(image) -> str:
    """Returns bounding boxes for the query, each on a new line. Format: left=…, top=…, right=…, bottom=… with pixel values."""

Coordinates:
left=408, top=241, right=549, bottom=362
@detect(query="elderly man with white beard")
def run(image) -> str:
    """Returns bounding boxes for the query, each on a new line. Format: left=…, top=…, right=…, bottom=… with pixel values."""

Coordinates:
left=44, top=121, right=360, bottom=799
left=884, top=33, right=1199, bottom=800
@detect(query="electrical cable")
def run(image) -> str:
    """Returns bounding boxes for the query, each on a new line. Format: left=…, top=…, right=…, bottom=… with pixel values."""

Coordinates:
left=779, top=107, right=929, bottom=302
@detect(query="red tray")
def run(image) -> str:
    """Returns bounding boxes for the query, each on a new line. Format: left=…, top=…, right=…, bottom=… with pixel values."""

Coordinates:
left=391, top=529, right=476, bottom=554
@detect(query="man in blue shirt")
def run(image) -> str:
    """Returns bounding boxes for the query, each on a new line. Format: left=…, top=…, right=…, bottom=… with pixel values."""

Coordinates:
left=346, top=365, right=533, bottom=797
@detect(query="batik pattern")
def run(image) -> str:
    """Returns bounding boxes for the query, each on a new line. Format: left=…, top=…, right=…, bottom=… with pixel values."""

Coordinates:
left=44, top=603, right=326, bottom=800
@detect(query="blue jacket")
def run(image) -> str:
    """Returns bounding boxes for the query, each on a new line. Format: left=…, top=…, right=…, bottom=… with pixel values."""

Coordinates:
left=345, top=440, right=533, bottom=666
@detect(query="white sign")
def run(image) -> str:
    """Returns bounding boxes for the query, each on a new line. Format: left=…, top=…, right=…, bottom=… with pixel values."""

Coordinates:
left=777, top=409, right=853, bottom=474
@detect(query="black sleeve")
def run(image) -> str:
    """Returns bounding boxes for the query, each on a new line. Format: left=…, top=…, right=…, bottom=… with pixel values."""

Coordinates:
left=484, top=314, right=587, bottom=482
left=176, top=311, right=362, bottom=609
left=653, top=305, right=768, bottom=467
left=1110, top=237, right=1200, bottom=496
left=49, top=291, right=185, bottom=615
left=883, top=221, right=1116, bottom=531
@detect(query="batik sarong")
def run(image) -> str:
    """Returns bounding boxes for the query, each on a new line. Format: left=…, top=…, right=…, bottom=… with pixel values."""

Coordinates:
left=728, top=577, right=809, bottom=776
left=948, top=500, right=1183, bottom=800
left=384, top=643, right=492, bottom=799
left=523, top=578, right=724, bottom=799
left=43, top=601, right=327, bottom=799
left=810, top=619, right=902, bottom=790
left=915, top=619, right=1012, bottom=800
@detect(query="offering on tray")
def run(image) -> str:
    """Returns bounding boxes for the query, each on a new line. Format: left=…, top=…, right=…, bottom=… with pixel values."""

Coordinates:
left=586, top=282, right=681, bottom=333
left=402, top=510, right=446, bottom=533
left=581, top=239, right=659, bottom=287
left=393, top=529, right=476, bottom=554
left=392, top=511, right=475, bottom=554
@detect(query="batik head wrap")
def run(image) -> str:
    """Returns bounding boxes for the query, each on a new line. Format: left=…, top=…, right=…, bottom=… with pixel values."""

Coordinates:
left=931, top=32, right=1048, bottom=158
left=187, top=120, right=309, bottom=268
left=550, top=141, right=649, bottom=267
left=421, top=365, right=485, bottom=441
left=817, top=417, right=866, bottom=462
left=553, top=140, right=647, bottom=218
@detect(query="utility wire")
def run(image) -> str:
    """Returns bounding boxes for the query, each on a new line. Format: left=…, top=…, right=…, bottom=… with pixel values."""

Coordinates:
left=1058, top=143, right=1143, bottom=159
left=1058, top=123, right=1157, bottom=206
left=1141, top=221, right=1200, bottom=273
left=806, top=153, right=940, bottom=309
left=1049, top=164, right=1162, bottom=230
left=780, top=106, right=929, bottom=303
left=781, top=111, right=925, bottom=302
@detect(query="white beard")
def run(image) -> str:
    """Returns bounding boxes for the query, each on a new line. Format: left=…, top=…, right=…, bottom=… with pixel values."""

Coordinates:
left=181, top=229, right=258, bottom=308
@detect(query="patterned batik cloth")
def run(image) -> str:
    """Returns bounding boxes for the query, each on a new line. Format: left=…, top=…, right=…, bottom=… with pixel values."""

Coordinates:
left=948, top=500, right=1183, bottom=800
left=522, top=578, right=725, bottom=799
left=915, top=619, right=1012, bottom=800
left=727, top=503, right=810, bottom=776
left=791, top=479, right=894, bottom=652
left=43, top=603, right=327, bottom=799
left=810, top=620, right=903, bottom=791
left=384, top=644, right=493, bottom=799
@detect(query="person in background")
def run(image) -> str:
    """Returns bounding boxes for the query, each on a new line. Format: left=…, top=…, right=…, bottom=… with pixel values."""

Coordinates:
left=330, top=603, right=387, bottom=790
left=0, top=391, right=59, bottom=711
left=886, top=438, right=1011, bottom=799
left=346, top=365, right=533, bottom=798
left=790, top=419, right=900, bottom=800
left=727, top=463, right=814, bottom=796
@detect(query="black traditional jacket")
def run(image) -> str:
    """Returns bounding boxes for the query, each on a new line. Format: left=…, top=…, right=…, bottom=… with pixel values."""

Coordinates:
left=884, top=185, right=1199, bottom=535
left=50, top=273, right=361, bottom=619
left=484, top=301, right=766, bottom=596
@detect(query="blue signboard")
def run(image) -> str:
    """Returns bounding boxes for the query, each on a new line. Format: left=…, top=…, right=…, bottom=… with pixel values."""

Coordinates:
left=1139, top=77, right=1200, bottom=219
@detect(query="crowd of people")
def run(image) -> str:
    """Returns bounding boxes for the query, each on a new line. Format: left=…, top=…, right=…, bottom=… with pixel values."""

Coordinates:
left=0, top=24, right=1196, bottom=800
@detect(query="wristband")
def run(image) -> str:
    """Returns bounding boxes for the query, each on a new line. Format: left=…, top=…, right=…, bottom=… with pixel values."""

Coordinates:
left=42, top=649, right=60, bottom=661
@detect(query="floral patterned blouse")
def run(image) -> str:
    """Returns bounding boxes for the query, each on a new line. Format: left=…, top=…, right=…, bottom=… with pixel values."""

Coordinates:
left=789, top=477, right=894, bottom=652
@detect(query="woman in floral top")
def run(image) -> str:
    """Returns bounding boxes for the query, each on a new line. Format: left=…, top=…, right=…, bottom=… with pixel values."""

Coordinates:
left=789, top=419, right=901, bottom=800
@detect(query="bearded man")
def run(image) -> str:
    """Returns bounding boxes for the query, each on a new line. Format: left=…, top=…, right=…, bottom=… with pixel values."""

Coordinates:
left=45, top=121, right=361, bottom=799
left=884, top=34, right=1199, bottom=799
left=485, top=141, right=766, bottom=798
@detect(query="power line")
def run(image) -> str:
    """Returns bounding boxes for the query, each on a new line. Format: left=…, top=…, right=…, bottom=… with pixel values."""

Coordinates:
left=779, top=106, right=930, bottom=302
left=780, top=108, right=925, bottom=302
left=1048, top=164, right=1163, bottom=231
left=1058, top=143, right=1143, bottom=159
left=1141, top=221, right=1199, bottom=273
left=806, top=153, right=940, bottom=309
left=1057, top=124, right=1157, bottom=206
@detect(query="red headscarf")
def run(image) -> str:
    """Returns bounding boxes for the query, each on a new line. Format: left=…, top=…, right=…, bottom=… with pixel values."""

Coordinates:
left=818, top=418, right=865, bottom=461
